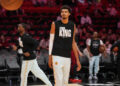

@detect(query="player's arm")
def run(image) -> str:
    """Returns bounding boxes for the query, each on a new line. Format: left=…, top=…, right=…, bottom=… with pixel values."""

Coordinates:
left=12, top=45, right=18, bottom=51
left=48, top=22, right=55, bottom=69
left=75, top=42, right=83, bottom=57
left=12, top=40, right=20, bottom=51
left=72, top=24, right=81, bottom=71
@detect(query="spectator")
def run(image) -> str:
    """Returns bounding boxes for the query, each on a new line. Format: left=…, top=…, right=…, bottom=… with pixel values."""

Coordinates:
left=87, top=32, right=105, bottom=80
left=38, top=36, right=49, bottom=64
left=0, top=34, right=10, bottom=50
left=55, top=0, right=63, bottom=6
left=0, top=7, right=6, bottom=16
left=31, top=0, right=38, bottom=6
left=81, top=13, right=92, bottom=27
left=77, top=0, right=85, bottom=4
left=16, top=8, right=25, bottom=16
left=117, top=19, right=120, bottom=29
left=105, top=41, right=112, bottom=54
left=57, top=15, right=62, bottom=21
left=48, top=0, right=56, bottom=7
left=106, top=4, right=117, bottom=16
left=38, top=0, right=47, bottom=6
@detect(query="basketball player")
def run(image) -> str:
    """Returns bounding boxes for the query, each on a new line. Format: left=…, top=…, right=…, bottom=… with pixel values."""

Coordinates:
left=48, top=5, right=81, bottom=86
left=87, top=32, right=105, bottom=80
left=12, top=23, right=52, bottom=86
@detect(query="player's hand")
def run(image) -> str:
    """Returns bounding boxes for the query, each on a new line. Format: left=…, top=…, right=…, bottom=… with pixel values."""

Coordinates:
left=103, top=52, right=107, bottom=58
left=90, top=53, right=93, bottom=57
left=48, top=55, right=53, bottom=69
left=76, top=60, right=81, bottom=71
left=12, top=45, right=17, bottom=51
left=24, top=52, right=30, bottom=57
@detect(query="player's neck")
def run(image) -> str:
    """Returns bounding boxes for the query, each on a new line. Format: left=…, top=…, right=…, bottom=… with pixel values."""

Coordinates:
left=61, top=18, right=69, bottom=24
left=94, top=38, right=98, bottom=40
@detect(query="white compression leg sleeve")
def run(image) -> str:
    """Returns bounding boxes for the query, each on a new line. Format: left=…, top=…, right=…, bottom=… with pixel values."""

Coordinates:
left=49, top=34, right=55, bottom=55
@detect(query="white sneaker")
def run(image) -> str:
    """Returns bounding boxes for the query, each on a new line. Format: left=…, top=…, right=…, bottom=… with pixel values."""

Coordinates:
left=93, top=75, right=98, bottom=80
left=89, top=75, right=93, bottom=80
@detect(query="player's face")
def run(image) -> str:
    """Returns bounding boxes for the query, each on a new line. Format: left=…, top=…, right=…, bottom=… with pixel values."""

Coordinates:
left=61, top=9, right=70, bottom=19
left=93, top=32, right=98, bottom=38
left=18, top=24, right=24, bottom=33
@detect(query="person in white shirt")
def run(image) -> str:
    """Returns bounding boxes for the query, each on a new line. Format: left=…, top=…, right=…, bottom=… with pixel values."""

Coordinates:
left=107, top=4, right=117, bottom=16
left=38, top=36, right=49, bottom=65
left=87, top=32, right=105, bottom=80
left=81, top=13, right=92, bottom=25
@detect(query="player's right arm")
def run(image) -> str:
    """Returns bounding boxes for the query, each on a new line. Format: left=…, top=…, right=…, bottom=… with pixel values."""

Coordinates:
left=48, top=22, right=55, bottom=69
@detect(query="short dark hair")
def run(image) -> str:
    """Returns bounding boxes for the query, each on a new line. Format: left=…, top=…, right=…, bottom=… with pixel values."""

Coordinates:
left=18, top=23, right=27, bottom=29
left=60, top=5, right=71, bottom=13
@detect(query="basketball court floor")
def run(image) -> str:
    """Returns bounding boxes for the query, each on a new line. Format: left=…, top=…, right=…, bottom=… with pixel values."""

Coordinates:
left=1, top=79, right=120, bottom=86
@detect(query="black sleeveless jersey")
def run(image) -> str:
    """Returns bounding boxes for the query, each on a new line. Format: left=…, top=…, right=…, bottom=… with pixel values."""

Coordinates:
left=52, top=20, right=74, bottom=58
left=90, top=39, right=100, bottom=56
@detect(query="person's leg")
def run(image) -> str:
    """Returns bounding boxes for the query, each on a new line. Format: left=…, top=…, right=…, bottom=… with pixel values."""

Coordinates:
left=94, top=55, right=101, bottom=79
left=52, top=56, right=64, bottom=86
left=63, top=58, right=71, bottom=86
left=31, top=59, right=52, bottom=86
left=89, top=56, right=96, bottom=79
left=94, top=55, right=101, bottom=75
left=20, top=61, right=31, bottom=86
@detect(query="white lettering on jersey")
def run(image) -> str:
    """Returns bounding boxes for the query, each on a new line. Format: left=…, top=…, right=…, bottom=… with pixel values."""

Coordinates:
left=59, top=27, right=71, bottom=38
left=92, top=41, right=99, bottom=48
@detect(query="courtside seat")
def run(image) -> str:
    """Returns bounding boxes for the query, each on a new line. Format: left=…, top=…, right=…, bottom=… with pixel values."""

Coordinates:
left=79, top=56, right=89, bottom=74
left=0, top=54, right=7, bottom=81
left=5, top=51, right=20, bottom=85
left=101, top=54, right=117, bottom=80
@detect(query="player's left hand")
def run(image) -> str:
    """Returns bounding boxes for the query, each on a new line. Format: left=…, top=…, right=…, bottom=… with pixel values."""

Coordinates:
left=76, top=60, right=81, bottom=71
left=24, top=52, right=30, bottom=57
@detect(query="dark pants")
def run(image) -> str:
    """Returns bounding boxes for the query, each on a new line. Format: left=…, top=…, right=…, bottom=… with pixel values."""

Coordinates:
left=117, top=59, right=120, bottom=80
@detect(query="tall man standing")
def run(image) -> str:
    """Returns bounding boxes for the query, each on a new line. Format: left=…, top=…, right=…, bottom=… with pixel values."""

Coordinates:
left=48, top=5, right=81, bottom=86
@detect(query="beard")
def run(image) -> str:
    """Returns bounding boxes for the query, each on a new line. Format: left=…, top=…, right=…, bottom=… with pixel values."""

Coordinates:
left=62, top=17, right=67, bottom=20
left=17, top=30, right=23, bottom=35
